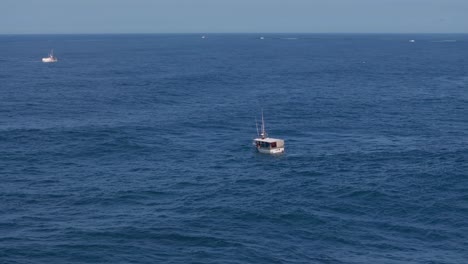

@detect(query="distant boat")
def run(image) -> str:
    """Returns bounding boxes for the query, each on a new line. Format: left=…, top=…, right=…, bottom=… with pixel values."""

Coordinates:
left=260, top=36, right=265, bottom=40
left=42, top=50, right=58, bottom=63
left=432, top=40, right=457, bottom=43
left=409, top=39, right=415, bottom=43
left=201, top=35, right=206, bottom=39
left=253, top=111, right=285, bottom=154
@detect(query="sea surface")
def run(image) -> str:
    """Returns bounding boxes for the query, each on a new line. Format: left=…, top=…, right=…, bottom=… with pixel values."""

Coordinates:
left=0, top=34, right=467, bottom=263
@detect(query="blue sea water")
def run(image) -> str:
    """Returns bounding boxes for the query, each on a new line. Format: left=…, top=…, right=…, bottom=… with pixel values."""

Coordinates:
left=0, top=34, right=467, bottom=263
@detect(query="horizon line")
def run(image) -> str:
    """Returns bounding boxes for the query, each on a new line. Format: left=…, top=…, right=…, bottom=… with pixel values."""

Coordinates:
left=1, top=32, right=467, bottom=36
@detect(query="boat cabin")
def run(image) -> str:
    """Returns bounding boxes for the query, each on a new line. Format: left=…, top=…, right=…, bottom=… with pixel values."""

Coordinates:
left=253, top=137, right=285, bottom=154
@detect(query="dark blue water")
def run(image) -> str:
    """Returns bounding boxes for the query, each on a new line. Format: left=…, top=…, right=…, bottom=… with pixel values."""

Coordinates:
left=1, top=34, right=467, bottom=263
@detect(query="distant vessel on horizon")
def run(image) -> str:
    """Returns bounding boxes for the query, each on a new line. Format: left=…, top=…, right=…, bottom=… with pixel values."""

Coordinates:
left=253, top=111, right=285, bottom=154
left=42, top=50, right=58, bottom=63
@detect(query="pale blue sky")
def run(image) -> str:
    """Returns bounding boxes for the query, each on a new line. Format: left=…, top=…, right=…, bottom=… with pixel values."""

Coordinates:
left=0, top=0, right=466, bottom=34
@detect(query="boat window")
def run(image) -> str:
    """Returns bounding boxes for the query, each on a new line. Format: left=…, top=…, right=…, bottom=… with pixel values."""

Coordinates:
left=271, top=142, right=277, bottom=148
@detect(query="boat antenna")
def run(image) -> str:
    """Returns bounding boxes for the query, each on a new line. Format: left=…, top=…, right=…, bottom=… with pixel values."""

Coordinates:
left=261, top=109, right=267, bottom=139
left=255, top=117, right=260, bottom=137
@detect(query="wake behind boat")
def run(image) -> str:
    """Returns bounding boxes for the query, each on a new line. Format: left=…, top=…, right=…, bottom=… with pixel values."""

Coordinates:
left=253, top=111, right=285, bottom=154
left=42, top=50, right=58, bottom=63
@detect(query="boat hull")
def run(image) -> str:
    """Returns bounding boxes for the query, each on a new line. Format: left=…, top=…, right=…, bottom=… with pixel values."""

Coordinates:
left=256, top=147, right=284, bottom=154
left=42, top=58, right=57, bottom=63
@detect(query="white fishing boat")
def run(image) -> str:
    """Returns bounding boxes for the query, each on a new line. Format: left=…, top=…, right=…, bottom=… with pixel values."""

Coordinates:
left=42, top=50, right=58, bottom=63
left=253, top=111, right=285, bottom=154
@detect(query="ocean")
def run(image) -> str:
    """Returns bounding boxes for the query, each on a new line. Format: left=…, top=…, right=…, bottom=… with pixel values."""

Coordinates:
left=0, top=34, right=467, bottom=263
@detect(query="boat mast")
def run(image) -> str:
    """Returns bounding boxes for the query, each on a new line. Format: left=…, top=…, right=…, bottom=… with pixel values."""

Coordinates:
left=255, top=117, right=260, bottom=137
left=261, top=109, right=267, bottom=139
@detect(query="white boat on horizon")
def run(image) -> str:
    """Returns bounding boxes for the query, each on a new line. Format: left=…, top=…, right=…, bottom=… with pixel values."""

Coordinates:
left=253, top=111, right=285, bottom=154
left=42, top=50, right=58, bottom=63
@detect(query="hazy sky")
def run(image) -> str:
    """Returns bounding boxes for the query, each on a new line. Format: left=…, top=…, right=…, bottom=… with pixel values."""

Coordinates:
left=1, top=0, right=466, bottom=34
